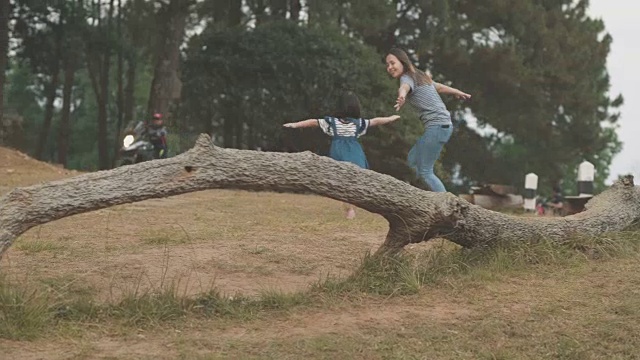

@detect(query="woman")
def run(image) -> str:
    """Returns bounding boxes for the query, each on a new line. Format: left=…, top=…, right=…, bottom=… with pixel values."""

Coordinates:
left=385, top=47, right=471, bottom=192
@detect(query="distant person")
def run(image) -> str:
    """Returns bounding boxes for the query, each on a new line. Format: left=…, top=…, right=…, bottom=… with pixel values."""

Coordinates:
left=147, top=113, right=168, bottom=159
left=282, top=92, right=400, bottom=219
left=546, top=186, right=564, bottom=213
left=536, top=186, right=564, bottom=216
left=385, top=47, right=471, bottom=192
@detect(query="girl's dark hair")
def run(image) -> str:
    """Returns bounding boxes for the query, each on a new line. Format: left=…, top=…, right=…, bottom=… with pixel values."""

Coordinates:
left=335, top=92, right=361, bottom=119
left=387, top=47, right=433, bottom=86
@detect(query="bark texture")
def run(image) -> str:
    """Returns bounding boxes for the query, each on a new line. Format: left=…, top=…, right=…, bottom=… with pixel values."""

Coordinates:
left=1, top=134, right=639, bottom=260
left=147, top=0, right=189, bottom=119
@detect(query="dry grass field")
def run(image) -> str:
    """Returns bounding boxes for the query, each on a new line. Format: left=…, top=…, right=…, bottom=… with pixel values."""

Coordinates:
left=2, top=146, right=640, bottom=359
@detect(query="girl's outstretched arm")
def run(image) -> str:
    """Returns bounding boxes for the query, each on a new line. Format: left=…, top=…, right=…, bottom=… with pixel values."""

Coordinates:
left=283, top=119, right=319, bottom=128
left=434, top=83, right=471, bottom=100
left=369, top=115, right=401, bottom=127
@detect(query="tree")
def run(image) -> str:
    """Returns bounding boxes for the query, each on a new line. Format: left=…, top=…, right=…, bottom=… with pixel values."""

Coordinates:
left=197, top=0, right=244, bottom=29
left=57, top=0, right=86, bottom=167
left=3, top=0, right=622, bottom=191
left=243, top=0, right=301, bottom=23
left=0, top=0, right=10, bottom=126
left=12, top=0, right=64, bottom=160
left=181, top=21, right=421, bottom=182
left=84, top=0, right=117, bottom=170
left=2, top=61, right=44, bottom=151
left=120, top=0, right=156, bottom=127
left=146, top=0, right=194, bottom=124
left=303, top=0, right=406, bottom=53
left=429, top=0, right=622, bottom=191
left=8, top=0, right=158, bottom=170
left=1, top=134, right=638, bottom=260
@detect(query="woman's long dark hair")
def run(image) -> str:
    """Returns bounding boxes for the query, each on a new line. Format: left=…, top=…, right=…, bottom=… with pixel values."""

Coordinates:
left=387, top=47, right=433, bottom=86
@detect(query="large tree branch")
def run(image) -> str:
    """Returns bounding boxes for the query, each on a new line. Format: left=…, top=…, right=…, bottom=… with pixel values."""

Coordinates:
left=1, top=134, right=639, bottom=260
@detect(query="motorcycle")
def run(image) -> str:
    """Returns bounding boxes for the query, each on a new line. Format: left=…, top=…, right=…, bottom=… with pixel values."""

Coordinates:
left=118, top=121, right=156, bottom=166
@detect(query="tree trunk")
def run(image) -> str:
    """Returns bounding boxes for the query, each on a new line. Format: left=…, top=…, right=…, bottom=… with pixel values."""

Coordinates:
left=0, top=0, right=10, bottom=126
left=2, top=134, right=639, bottom=260
left=214, top=0, right=242, bottom=26
left=123, top=55, right=136, bottom=126
left=289, top=0, right=301, bottom=21
left=96, top=68, right=109, bottom=169
left=57, top=60, right=76, bottom=167
left=95, top=0, right=115, bottom=170
left=86, top=0, right=114, bottom=170
left=222, top=115, right=233, bottom=148
left=251, top=0, right=267, bottom=26
left=248, top=119, right=255, bottom=150
left=270, top=0, right=287, bottom=19
left=234, top=115, right=243, bottom=148
left=34, top=67, right=60, bottom=160
left=123, top=0, right=145, bottom=126
left=112, top=0, right=124, bottom=168
left=229, top=0, right=242, bottom=26
left=147, top=0, right=190, bottom=122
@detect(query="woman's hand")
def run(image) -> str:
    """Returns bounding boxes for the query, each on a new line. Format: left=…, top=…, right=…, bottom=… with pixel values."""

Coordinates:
left=395, top=83, right=411, bottom=111
left=394, top=95, right=406, bottom=111
left=283, top=123, right=297, bottom=128
left=455, top=90, right=471, bottom=100
left=435, top=82, right=471, bottom=100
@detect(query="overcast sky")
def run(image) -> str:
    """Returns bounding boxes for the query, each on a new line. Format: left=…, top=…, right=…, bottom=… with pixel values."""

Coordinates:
left=588, top=0, right=640, bottom=183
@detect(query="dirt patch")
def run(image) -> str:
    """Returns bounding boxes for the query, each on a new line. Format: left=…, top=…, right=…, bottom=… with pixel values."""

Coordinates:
left=0, top=146, right=80, bottom=194
left=0, top=145, right=389, bottom=299
left=218, top=298, right=476, bottom=341
left=1, top=190, right=388, bottom=299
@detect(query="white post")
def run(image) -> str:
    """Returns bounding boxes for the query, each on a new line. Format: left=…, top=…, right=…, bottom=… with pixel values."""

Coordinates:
left=577, top=161, right=595, bottom=197
left=524, top=173, right=538, bottom=211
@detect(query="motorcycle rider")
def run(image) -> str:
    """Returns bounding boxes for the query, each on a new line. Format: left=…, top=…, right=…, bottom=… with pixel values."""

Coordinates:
left=147, top=113, right=168, bottom=159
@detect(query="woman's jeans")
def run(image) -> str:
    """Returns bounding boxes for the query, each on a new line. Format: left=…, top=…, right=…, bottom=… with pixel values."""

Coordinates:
left=408, top=124, right=453, bottom=192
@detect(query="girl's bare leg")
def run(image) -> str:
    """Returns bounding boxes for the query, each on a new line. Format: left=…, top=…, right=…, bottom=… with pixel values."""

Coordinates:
left=344, top=203, right=356, bottom=219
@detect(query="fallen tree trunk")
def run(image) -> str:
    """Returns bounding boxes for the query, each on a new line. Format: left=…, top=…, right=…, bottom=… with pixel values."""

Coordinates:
left=1, top=134, right=639, bottom=260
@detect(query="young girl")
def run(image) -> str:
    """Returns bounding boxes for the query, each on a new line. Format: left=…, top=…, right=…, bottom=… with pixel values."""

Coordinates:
left=385, top=47, right=471, bottom=192
left=283, top=92, right=400, bottom=219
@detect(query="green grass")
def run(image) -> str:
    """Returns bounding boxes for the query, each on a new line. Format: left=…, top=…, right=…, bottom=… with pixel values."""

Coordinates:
left=0, top=276, right=55, bottom=340
left=1, top=274, right=314, bottom=335
left=107, top=287, right=190, bottom=326
left=15, top=239, right=67, bottom=254
left=141, top=229, right=189, bottom=245
left=178, top=270, right=640, bottom=359
left=312, top=252, right=425, bottom=296
left=312, top=230, right=640, bottom=297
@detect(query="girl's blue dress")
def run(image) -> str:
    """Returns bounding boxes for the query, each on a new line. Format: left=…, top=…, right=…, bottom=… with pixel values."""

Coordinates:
left=321, top=117, right=369, bottom=169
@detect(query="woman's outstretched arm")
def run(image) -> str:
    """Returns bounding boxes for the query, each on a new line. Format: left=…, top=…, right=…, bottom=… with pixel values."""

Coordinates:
left=369, top=115, right=401, bottom=127
left=434, top=83, right=471, bottom=100
left=395, top=83, right=411, bottom=111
